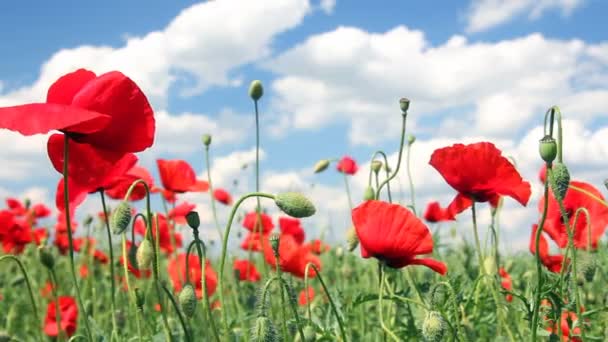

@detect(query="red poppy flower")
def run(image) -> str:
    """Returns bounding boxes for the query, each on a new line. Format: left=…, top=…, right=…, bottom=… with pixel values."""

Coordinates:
left=105, top=165, right=155, bottom=201
left=0, top=210, right=41, bottom=254
left=336, top=156, right=358, bottom=175
left=429, top=142, right=531, bottom=217
left=6, top=198, right=26, bottom=216
left=213, top=188, right=233, bottom=205
left=352, top=200, right=447, bottom=274
left=305, top=239, right=330, bottom=255
left=157, top=159, right=209, bottom=194
left=168, top=253, right=218, bottom=299
left=80, top=264, right=90, bottom=278
left=546, top=310, right=583, bottom=342
left=263, top=234, right=321, bottom=278
left=32, top=203, right=51, bottom=219
left=423, top=201, right=455, bottom=223
left=498, top=268, right=513, bottom=302
left=233, top=259, right=261, bottom=282
left=168, top=202, right=196, bottom=225
left=279, top=217, right=305, bottom=244
left=134, top=214, right=182, bottom=254
left=539, top=179, right=608, bottom=250
left=240, top=232, right=268, bottom=252
left=93, top=249, right=109, bottom=264
left=530, top=225, right=566, bottom=273
left=242, top=211, right=274, bottom=233
left=44, top=296, right=78, bottom=338
left=40, top=282, right=54, bottom=298
left=299, top=286, right=315, bottom=306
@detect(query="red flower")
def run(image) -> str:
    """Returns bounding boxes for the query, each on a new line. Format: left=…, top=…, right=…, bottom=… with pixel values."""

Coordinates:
left=423, top=201, right=455, bottom=223
left=305, top=239, right=330, bottom=255
left=263, top=234, right=321, bottom=278
left=233, top=260, right=261, bottom=282
left=279, top=217, right=305, bottom=244
left=44, top=296, right=78, bottom=338
left=352, top=200, right=447, bottom=274
left=539, top=179, right=608, bottom=250
left=134, top=214, right=182, bottom=254
left=32, top=203, right=51, bottom=219
left=169, top=202, right=196, bottom=225
left=498, top=268, right=513, bottom=302
left=242, top=211, right=274, bottom=233
left=429, top=142, right=531, bottom=217
left=336, top=156, right=358, bottom=175
left=213, top=188, right=233, bottom=205
left=40, top=282, right=54, bottom=298
left=6, top=198, right=26, bottom=216
left=168, top=253, right=218, bottom=299
left=240, top=232, right=268, bottom=252
left=105, top=165, right=155, bottom=201
left=547, top=310, right=583, bottom=342
left=299, top=286, right=315, bottom=306
left=530, top=224, right=566, bottom=273
left=157, top=159, right=208, bottom=194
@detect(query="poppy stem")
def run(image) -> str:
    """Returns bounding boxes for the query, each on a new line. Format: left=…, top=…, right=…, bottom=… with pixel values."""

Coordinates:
left=271, top=240, right=289, bottom=340
left=405, top=141, right=416, bottom=214
left=217, top=192, right=276, bottom=335
left=191, top=233, right=221, bottom=342
left=49, top=269, right=64, bottom=341
left=432, top=282, right=466, bottom=341
left=160, top=282, right=192, bottom=342
left=278, top=278, right=307, bottom=342
left=342, top=173, right=353, bottom=211
left=376, top=112, right=408, bottom=199
left=470, top=202, right=484, bottom=272
left=120, top=233, right=135, bottom=327
left=99, top=191, right=119, bottom=338
left=61, top=136, right=94, bottom=341
left=378, top=265, right=400, bottom=341
left=204, top=145, right=224, bottom=242
left=0, top=255, right=43, bottom=342
left=368, top=151, right=392, bottom=202
left=531, top=166, right=551, bottom=341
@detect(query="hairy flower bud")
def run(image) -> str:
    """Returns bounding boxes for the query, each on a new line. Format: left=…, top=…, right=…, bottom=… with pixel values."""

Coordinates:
left=363, top=186, right=375, bottom=201
left=407, top=134, right=416, bottom=146
left=111, top=201, right=132, bottom=235
left=38, top=245, right=55, bottom=270
left=249, top=80, right=264, bottom=101
left=186, top=211, right=200, bottom=229
left=422, top=311, right=446, bottom=342
left=539, top=135, right=557, bottom=164
left=399, top=97, right=410, bottom=113
left=179, top=283, right=197, bottom=318
left=251, top=315, right=278, bottom=342
left=371, top=160, right=382, bottom=173
left=202, top=134, right=212, bottom=147
left=269, top=234, right=280, bottom=257
left=313, top=159, right=330, bottom=173
left=346, top=226, right=359, bottom=252
left=136, top=239, right=154, bottom=270
left=274, top=192, right=316, bottom=218
left=550, top=163, right=570, bottom=201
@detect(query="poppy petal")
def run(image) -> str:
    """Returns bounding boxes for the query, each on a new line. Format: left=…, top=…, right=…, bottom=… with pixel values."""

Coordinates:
left=47, top=69, right=97, bottom=105
left=409, top=258, right=448, bottom=275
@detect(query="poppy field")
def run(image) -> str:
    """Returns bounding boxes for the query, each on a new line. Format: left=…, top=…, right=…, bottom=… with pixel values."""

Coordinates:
left=0, top=68, right=607, bottom=342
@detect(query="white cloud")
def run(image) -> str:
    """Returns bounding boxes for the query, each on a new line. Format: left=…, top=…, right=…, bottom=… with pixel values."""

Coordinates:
left=319, top=0, right=336, bottom=14
left=465, top=0, right=584, bottom=33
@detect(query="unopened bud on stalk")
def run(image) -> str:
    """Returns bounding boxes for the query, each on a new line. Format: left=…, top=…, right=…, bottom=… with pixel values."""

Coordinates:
left=249, top=80, right=264, bottom=101
left=202, top=134, right=212, bottom=147
left=38, top=246, right=55, bottom=270
left=134, top=288, right=145, bottom=309
left=186, top=211, right=200, bottom=229
left=313, top=159, right=330, bottom=173
left=111, top=201, right=132, bottom=235
left=407, top=134, right=416, bottom=146
left=269, top=234, right=280, bottom=257
left=363, top=186, right=375, bottom=201
left=371, top=160, right=382, bottom=173
left=539, top=135, right=557, bottom=164
left=136, top=239, right=154, bottom=270
left=346, top=226, right=359, bottom=252
left=179, top=283, right=197, bottom=318
left=550, top=163, right=570, bottom=201
left=252, top=315, right=278, bottom=342
left=274, top=192, right=316, bottom=218
left=399, top=97, right=410, bottom=113
left=422, top=311, right=446, bottom=342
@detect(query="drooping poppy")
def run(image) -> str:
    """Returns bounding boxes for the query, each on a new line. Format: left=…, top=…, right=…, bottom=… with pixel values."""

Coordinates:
left=336, top=156, right=358, bottom=175
left=242, top=211, right=274, bottom=233
left=530, top=224, right=566, bottom=273
left=213, top=188, right=233, bottom=205
left=298, top=286, right=315, bottom=306
left=233, top=259, right=261, bottom=282
left=429, top=142, right=531, bottom=217
left=279, top=217, right=305, bottom=244
left=44, top=296, right=78, bottom=338
left=352, top=200, right=447, bottom=274
left=498, top=268, right=513, bottom=302
left=423, top=201, right=455, bottom=223
left=168, top=253, right=218, bottom=299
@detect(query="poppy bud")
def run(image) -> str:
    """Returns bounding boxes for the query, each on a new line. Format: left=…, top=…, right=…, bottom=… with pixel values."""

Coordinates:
left=539, top=135, right=557, bottom=164
left=407, top=134, right=416, bottom=146
left=269, top=234, right=280, bottom=257
left=346, top=226, right=359, bottom=252
left=134, top=288, right=145, bottom=309
left=371, top=160, right=382, bottom=173
left=249, top=80, right=264, bottom=101
left=313, top=159, right=330, bottom=173
left=38, top=245, right=55, bottom=270
left=363, top=186, right=375, bottom=201
left=179, top=283, right=197, bottom=318
left=111, top=201, right=132, bottom=235
left=576, top=252, right=596, bottom=284
left=274, top=192, right=316, bottom=218
left=483, top=256, right=497, bottom=276
left=421, top=311, right=446, bottom=342
left=83, top=214, right=94, bottom=226
left=186, top=211, right=200, bottom=229
left=550, top=163, right=570, bottom=201
left=251, top=315, right=278, bottom=342
left=399, top=98, right=410, bottom=113
left=136, top=239, right=154, bottom=270
left=202, top=134, right=212, bottom=147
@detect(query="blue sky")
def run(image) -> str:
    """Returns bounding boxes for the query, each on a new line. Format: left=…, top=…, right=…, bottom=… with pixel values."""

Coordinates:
left=0, top=0, right=607, bottom=251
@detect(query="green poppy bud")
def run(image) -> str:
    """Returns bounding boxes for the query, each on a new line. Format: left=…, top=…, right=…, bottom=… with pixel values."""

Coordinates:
left=111, top=201, right=132, bottom=235
left=251, top=315, right=278, bottom=342
left=407, top=134, right=416, bottom=146
left=539, top=135, right=557, bottom=164
left=274, top=192, right=316, bottom=218
left=269, top=234, right=280, bottom=257
left=249, top=80, right=264, bottom=101
left=202, top=134, right=212, bottom=147
left=422, top=311, right=446, bottom=342
left=550, top=163, right=570, bottom=201
left=136, top=239, right=154, bottom=270
left=363, top=186, right=375, bottom=201
left=38, top=246, right=55, bottom=270
left=186, top=211, right=200, bottom=229
left=371, top=160, right=382, bottom=173
left=346, top=226, right=359, bottom=252
left=399, top=97, right=410, bottom=113
left=313, top=159, right=330, bottom=173
left=179, top=283, right=197, bottom=318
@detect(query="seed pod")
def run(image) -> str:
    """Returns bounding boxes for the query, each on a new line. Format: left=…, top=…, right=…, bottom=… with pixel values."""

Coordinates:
left=186, top=211, right=200, bottom=229
left=202, top=134, right=212, bottom=147
left=38, top=246, right=55, bottom=270
left=483, top=256, right=497, bottom=276
left=249, top=80, right=264, bottom=101
left=111, top=201, right=132, bottom=235
left=251, top=315, right=278, bottom=342
left=363, top=186, right=375, bottom=201
left=179, top=283, right=197, bottom=318
left=422, top=311, right=446, bottom=342
left=550, top=163, right=570, bottom=201
left=136, top=239, right=154, bottom=270
left=399, top=98, right=410, bottom=113
left=346, top=226, right=359, bottom=252
left=313, top=159, right=330, bottom=173
left=274, top=192, right=316, bottom=218
left=539, top=135, right=557, bottom=164
left=407, top=134, right=416, bottom=146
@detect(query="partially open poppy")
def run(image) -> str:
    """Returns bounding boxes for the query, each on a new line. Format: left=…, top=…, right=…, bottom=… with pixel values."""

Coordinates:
left=299, top=286, right=315, bottom=306
left=263, top=234, right=321, bottom=278
left=336, top=156, right=358, bottom=175
left=352, top=200, right=447, bottom=274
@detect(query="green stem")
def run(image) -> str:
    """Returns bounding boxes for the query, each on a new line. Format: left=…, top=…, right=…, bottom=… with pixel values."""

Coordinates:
left=368, top=151, right=392, bottom=202
left=191, top=234, right=221, bottom=342
left=378, top=265, right=399, bottom=341
left=99, top=191, right=118, bottom=338
left=471, top=202, right=484, bottom=272
left=161, top=283, right=191, bottom=342
left=49, top=270, right=64, bottom=341
left=405, top=142, right=416, bottom=214
left=433, top=282, right=465, bottom=341
left=342, top=173, right=353, bottom=211
left=279, top=278, right=306, bottom=342
left=376, top=113, right=408, bottom=199
left=205, top=145, right=224, bottom=242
